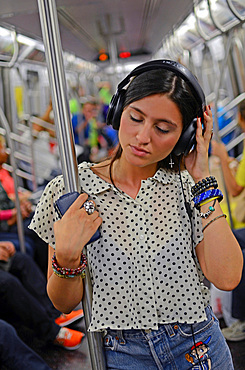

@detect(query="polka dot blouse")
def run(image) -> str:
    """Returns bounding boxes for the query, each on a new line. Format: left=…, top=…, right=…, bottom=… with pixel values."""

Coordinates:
left=29, top=162, right=210, bottom=332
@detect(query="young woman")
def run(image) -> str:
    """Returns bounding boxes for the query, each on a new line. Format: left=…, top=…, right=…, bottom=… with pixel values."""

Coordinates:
left=30, top=60, right=243, bottom=369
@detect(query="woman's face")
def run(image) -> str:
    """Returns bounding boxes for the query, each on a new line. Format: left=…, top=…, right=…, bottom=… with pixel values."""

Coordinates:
left=118, top=94, right=183, bottom=169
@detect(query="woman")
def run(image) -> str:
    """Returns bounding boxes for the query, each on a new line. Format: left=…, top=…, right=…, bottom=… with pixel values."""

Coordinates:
left=30, top=60, right=243, bottom=369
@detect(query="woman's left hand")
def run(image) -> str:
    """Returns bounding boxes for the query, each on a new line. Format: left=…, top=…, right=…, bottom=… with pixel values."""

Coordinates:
left=184, top=106, right=213, bottom=183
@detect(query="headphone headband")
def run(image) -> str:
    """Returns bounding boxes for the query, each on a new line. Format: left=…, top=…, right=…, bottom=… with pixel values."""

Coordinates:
left=117, top=60, right=205, bottom=112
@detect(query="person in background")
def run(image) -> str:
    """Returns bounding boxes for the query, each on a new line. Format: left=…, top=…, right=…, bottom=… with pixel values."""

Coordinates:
left=19, top=99, right=61, bottom=191
left=30, top=60, right=242, bottom=369
left=0, top=319, right=51, bottom=370
left=72, top=100, right=100, bottom=163
left=211, top=100, right=245, bottom=342
left=0, top=241, right=84, bottom=351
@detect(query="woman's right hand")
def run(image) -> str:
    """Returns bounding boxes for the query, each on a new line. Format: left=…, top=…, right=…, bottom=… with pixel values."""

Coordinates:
left=53, top=193, right=102, bottom=268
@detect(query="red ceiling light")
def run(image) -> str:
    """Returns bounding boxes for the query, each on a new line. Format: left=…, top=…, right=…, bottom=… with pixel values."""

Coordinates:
left=119, top=51, right=131, bottom=59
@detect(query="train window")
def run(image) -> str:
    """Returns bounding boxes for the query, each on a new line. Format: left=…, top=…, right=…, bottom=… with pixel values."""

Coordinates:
left=0, top=28, right=15, bottom=60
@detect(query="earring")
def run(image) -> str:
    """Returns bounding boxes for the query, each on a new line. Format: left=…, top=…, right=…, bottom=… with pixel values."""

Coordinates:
left=169, top=154, right=174, bottom=169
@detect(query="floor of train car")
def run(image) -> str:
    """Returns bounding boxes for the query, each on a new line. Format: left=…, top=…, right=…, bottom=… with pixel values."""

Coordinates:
left=12, top=312, right=245, bottom=370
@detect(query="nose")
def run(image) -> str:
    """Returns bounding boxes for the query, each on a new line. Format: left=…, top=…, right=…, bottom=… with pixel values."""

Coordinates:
left=136, top=123, right=151, bottom=144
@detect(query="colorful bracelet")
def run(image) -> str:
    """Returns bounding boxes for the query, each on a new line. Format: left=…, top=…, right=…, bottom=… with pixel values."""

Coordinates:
left=199, top=199, right=216, bottom=219
left=0, top=209, right=14, bottom=221
left=199, top=196, right=220, bottom=207
left=191, top=176, right=218, bottom=196
left=202, top=214, right=227, bottom=232
left=52, top=252, right=87, bottom=278
left=53, top=269, right=86, bottom=279
left=193, top=189, right=223, bottom=209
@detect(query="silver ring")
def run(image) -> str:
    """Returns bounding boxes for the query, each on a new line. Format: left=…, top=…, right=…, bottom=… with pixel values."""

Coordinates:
left=83, top=200, right=96, bottom=215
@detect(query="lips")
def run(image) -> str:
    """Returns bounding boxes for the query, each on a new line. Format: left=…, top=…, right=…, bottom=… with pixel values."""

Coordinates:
left=130, top=145, right=150, bottom=156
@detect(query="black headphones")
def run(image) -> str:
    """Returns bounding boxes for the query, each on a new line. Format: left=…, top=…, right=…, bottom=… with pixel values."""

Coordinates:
left=106, top=59, right=206, bottom=156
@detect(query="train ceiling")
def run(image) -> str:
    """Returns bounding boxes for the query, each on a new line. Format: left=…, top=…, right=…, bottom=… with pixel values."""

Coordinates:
left=0, top=0, right=194, bottom=63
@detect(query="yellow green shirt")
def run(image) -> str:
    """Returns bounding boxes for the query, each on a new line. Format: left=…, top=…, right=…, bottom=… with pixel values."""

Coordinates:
left=236, top=145, right=245, bottom=187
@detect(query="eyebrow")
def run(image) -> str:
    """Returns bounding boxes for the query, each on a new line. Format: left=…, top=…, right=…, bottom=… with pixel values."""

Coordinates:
left=129, top=105, right=178, bottom=127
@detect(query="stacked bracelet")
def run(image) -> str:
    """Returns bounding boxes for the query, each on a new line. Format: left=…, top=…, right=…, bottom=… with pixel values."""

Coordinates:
left=193, top=189, right=223, bottom=210
left=199, top=199, right=216, bottom=219
left=202, top=214, right=227, bottom=232
left=191, top=176, right=218, bottom=197
left=199, top=196, right=219, bottom=207
left=52, top=253, right=87, bottom=279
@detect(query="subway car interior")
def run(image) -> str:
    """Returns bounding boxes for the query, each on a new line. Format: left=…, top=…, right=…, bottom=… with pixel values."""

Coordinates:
left=0, top=0, right=245, bottom=369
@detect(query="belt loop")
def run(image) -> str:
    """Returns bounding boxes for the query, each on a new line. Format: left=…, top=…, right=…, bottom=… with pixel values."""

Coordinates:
left=118, top=330, right=126, bottom=345
left=165, top=324, right=176, bottom=338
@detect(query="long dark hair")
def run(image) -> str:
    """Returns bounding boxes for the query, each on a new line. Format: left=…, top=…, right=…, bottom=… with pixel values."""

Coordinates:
left=109, top=68, right=200, bottom=184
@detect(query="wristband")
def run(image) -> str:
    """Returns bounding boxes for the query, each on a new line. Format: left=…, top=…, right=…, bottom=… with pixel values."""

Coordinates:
left=191, top=176, right=218, bottom=196
left=52, top=252, right=87, bottom=278
left=193, top=189, right=223, bottom=209
left=0, top=209, right=14, bottom=221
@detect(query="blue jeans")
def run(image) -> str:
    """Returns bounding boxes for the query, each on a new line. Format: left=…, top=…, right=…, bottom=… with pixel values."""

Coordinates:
left=0, top=320, right=50, bottom=370
left=103, top=306, right=233, bottom=370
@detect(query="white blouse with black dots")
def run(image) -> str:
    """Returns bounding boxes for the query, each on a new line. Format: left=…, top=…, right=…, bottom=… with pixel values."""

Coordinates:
left=29, top=162, right=210, bottom=332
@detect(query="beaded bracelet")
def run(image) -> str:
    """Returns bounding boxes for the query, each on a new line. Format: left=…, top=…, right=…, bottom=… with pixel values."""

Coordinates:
left=52, top=252, right=87, bottom=278
left=202, top=214, right=227, bottom=232
left=193, top=189, right=223, bottom=210
left=199, top=199, right=216, bottom=219
left=191, top=176, right=218, bottom=196
left=53, top=269, right=86, bottom=279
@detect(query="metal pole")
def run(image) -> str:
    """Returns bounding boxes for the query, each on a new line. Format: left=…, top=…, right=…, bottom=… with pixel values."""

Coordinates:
left=0, top=110, right=26, bottom=253
left=212, top=31, right=234, bottom=229
left=37, top=1, right=106, bottom=369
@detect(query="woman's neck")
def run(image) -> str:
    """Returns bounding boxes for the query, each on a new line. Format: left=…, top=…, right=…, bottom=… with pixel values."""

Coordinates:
left=111, top=158, right=157, bottom=197
left=92, top=157, right=158, bottom=199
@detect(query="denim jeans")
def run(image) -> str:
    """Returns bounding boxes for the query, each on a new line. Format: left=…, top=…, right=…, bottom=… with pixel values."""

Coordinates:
left=103, top=306, right=234, bottom=370
left=0, top=320, right=51, bottom=370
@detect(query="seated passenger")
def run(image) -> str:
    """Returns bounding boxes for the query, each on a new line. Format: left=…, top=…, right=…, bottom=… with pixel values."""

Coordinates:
left=0, top=177, right=49, bottom=273
left=0, top=136, right=31, bottom=201
left=0, top=241, right=84, bottom=351
left=0, top=319, right=51, bottom=370
left=18, top=101, right=61, bottom=191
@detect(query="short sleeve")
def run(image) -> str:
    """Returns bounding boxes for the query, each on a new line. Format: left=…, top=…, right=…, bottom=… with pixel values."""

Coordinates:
left=28, top=175, right=66, bottom=248
left=236, top=147, right=245, bottom=187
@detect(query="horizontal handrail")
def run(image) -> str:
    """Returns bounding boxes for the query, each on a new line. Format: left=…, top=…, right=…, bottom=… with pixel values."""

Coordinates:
left=225, top=132, right=245, bottom=152
left=30, top=116, right=56, bottom=133
left=217, top=93, right=245, bottom=117
left=219, top=118, right=237, bottom=138
left=13, top=151, right=33, bottom=163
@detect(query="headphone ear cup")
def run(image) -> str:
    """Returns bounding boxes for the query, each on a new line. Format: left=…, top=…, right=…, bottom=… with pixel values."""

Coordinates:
left=106, top=90, right=126, bottom=130
left=172, top=118, right=197, bottom=156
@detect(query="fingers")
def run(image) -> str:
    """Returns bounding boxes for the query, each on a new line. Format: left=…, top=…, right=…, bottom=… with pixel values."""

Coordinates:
left=67, top=193, right=89, bottom=212
left=0, top=250, right=9, bottom=261
left=196, top=106, right=213, bottom=144
left=61, top=192, right=101, bottom=228
left=203, top=106, right=213, bottom=140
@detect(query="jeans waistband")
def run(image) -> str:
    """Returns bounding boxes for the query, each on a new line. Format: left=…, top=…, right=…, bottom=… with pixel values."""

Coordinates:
left=103, top=305, right=211, bottom=339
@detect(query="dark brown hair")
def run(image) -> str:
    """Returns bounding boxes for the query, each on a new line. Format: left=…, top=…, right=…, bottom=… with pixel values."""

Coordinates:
left=108, top=69, right=200, bottom=184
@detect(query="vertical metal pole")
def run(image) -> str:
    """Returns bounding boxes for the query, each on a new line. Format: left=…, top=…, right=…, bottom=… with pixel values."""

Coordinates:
left=0, top=109, right=26, bottom=253
left=37, top=1, right=106, bottom=369
left=212, top=31, right=234, bottom=229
